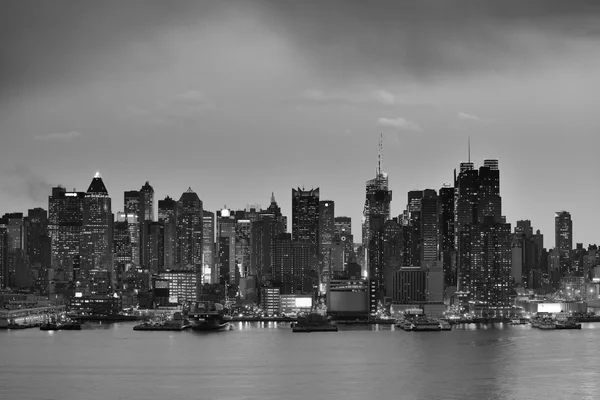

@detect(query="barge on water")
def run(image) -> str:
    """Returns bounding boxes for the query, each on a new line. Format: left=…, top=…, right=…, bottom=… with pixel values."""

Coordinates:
left=292, top=313, right=338, bottom=332
left=133, top=312, right=192, bottom=331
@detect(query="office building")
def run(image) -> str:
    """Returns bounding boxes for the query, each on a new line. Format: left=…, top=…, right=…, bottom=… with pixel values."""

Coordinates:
left=217, top=208, right=236, bottom=285
left=555, top=211, right=573, bottom=276
left=202, top=210, right=215, bottom=284
left=48, top=187, right=86, bottom=281
left=318, top=200, right=335, bottom=288
left=177, top=188, right=203, bottom=268
left=158, top=196, right=177, bottom=269
left=80, top=173, right=113, bottom=293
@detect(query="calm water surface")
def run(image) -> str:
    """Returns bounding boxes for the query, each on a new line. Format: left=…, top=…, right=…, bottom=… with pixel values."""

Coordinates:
left=1, top=322, right=599, bottom=400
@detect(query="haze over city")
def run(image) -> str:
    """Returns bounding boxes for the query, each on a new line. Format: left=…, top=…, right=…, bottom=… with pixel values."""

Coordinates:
left=1, top=0, right=599, bottom=245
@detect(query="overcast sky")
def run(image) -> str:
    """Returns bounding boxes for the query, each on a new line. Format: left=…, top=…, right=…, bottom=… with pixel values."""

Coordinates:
left=1, top=0, right=599, bottom=246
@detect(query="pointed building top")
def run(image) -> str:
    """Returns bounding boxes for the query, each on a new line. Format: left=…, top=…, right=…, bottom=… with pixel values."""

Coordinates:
left=87, top=173, right=109, bottom=196
left=271, top=192, right=276, bottom=204
left=186, top=187, right=194, bottom=193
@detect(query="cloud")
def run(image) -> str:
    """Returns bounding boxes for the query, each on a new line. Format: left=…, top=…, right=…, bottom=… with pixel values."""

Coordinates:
left=377, top=117, right=422, bottom=132
left=458, top=112, right=483, bottom=121
left=292, top=88, right=430, bottom=108
left=263, top=0, right=600, bottom=83
left=2, top=165, right=54, bottom=203
left=35, top=131, right=82, bottom=141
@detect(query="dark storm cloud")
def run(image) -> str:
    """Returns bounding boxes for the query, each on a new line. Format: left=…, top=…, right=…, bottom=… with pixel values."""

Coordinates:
left=0, top=0, right=220, bottom=95
left=260, top=0, right=600, bottom=82
left=2, top=0, right=598, bottom=96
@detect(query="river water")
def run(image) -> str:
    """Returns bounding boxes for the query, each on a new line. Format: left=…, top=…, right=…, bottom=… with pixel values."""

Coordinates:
left=1, top=322, right=599, bottom=400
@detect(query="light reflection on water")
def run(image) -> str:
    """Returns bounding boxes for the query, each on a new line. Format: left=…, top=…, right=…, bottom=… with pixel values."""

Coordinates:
left=1, top=322, right=599, bottom=400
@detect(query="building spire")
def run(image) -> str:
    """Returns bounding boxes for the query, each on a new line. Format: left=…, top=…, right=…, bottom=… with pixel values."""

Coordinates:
left=377, top=133, right=383, bottom=176
left=271, top=192, right=276, bottom=204
left=468, top=135, right=471, bottom=163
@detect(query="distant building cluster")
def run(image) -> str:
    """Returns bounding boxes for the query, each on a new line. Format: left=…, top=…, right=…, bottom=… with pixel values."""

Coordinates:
left=1, top=141, right=599, bottom=317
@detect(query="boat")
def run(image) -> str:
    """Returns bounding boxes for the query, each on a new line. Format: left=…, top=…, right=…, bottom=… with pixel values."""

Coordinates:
left=189, top=302, right=231, bottom=332
left=292, top=313, right=338, bottom=332
left=397, top=321, right=414, bottom=331
left=555, top=318, right=582, bottom=330
left=412, top=318, right=443, bottom=332
left=40, top=323, right=61, bottom=331
left=133, top=312, right=192, bottom=331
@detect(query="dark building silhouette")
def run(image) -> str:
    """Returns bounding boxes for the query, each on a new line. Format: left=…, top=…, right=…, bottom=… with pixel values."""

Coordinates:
left=217, top=208, right=236, bottom=285
left=555, top=210, right=573, bottom=276
left=454, top=159, right=511, bottom=314
left=48, top=186, right=86, bottom=281
left=27, top=207, right=51, bottom=291
left=318, top=200, right=335, bottom=287
left=292, top=187, right=320, bottom=248
left=202, top=210, right=215, bottom=283
left=80, top=173, right=113, bottom=294
left=438, top=185, right=456, bottom=288
left=177, top=188, right=203, bottom=268
left=158, top=196, right=177, bottom=269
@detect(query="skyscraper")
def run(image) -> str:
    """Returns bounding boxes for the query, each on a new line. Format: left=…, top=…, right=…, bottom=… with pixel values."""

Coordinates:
left=555, top=211, right=573, bottom=276
left=555, top=211, right=573, bottom=253
left=217, top=208, right=236, bottom=285
left=438, top=185, right=456, bottom=288
left=478, top=159, right=501, bottom=223
left=48, top=186, right=86, bottom=281
left=318, top=200, right=335, bottom=288
left=27, top=207, right=51, bottom=291
left=158, top=196, right=177, bottom=269
left=124, top=190, right=141, bottom=266
left=81, top=172, right=113, bottom=294
left=202, top=210, right=215, bottom=284
left=139, top=181, right=154, bottom=222
left=454, top=159, right=511, bottom=314
left=363, top=136, right=392, bottom=315
left=420, top=189, right=439, bottom=263
left=177, top=188, right=203, bottom=268
left=292, top=187, right=320, bottom=288
left=292, top=187, right=320, bottom=247
left=0, top=217, right=8, bottom=288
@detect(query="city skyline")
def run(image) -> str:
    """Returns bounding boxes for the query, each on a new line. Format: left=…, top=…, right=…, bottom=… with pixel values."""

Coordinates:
left=1, top=1, right=599, bottom=246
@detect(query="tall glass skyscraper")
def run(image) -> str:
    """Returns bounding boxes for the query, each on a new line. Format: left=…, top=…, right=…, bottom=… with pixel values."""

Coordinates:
left=81, top=172, right=113, bottom=294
